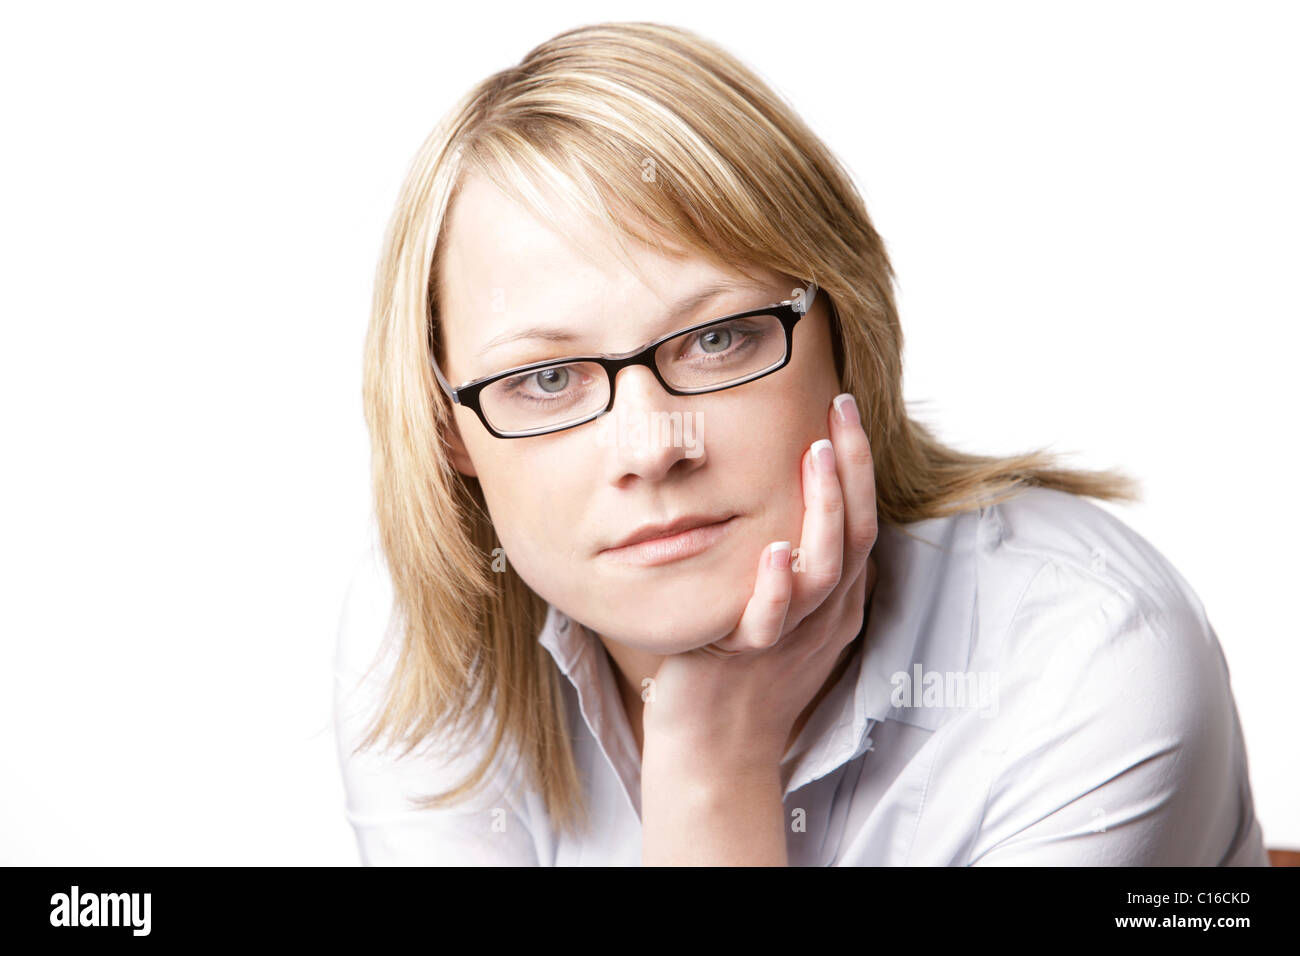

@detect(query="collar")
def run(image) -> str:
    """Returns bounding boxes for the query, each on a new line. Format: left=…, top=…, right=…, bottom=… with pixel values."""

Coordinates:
left=537, top=505, right=986, bottom=820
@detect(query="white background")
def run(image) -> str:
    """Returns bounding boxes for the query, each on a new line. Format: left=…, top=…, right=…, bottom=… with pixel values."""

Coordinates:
left=1, top=0, right=1295, bottom=863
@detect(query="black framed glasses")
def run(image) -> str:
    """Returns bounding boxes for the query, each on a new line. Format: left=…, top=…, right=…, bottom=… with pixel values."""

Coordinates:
left=431, top=279, right=818, bottom=438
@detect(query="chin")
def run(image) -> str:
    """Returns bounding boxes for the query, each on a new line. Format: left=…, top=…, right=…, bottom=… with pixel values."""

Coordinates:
left=598, top=588, right=748, bottom=653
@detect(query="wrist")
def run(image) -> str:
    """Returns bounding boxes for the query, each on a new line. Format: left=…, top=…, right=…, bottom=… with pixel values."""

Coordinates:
left=641, top=729, right=784, bottom=788
left=640, top=739, right=788, bottom=866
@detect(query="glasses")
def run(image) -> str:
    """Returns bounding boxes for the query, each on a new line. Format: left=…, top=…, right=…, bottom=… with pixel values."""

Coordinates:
left=431, top=279, right=818, bottom=438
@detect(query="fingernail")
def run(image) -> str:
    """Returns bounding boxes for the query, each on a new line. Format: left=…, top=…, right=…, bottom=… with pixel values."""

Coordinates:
left=833, top=393, right=860, bottom=426
left=769, top=541, right=791, bottom=570
left=812, top=438, right=835, bottom=473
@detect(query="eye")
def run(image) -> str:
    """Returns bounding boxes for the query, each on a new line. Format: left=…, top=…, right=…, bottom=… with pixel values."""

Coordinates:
left=676, top=320, right=762, bottom=361
left=495, top=362, right=601, bottom=406
left=535, top=367, right=569, bottom=393
left=696, top=327, right=732, bottom=354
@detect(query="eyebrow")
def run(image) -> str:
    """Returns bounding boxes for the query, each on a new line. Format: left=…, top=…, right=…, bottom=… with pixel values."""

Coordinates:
left=475, top=278, right=780, bottom=359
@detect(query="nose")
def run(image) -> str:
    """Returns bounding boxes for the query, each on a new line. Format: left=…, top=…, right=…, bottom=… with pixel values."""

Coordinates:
left=596, top=365, right=704, bottom=482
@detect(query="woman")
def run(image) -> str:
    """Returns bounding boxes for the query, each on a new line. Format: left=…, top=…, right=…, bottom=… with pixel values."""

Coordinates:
left=333, top=21, right=1269, bottom=865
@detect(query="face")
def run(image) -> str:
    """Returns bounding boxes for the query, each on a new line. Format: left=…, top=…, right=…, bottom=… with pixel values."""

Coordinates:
left=437, top=172, right=841, bottom=653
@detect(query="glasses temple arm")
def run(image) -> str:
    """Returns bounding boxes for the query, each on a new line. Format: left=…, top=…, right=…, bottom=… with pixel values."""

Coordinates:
left=799, top=279, right=818, bottom=315
left=430, top=352, right=456, bottom=399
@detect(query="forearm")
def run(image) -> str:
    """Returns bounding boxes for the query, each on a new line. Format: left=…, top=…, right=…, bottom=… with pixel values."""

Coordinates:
left=640, top=739, right=788, bottom=866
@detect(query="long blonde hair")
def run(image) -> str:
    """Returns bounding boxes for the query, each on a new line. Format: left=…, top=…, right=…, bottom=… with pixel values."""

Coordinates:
left=354, top=20, right=1141, bottom=837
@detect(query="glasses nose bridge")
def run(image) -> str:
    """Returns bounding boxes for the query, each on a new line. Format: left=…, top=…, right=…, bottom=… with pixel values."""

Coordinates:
left=604, top=344, right=673, bottom=408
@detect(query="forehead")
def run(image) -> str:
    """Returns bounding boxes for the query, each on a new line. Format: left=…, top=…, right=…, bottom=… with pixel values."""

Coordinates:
left=436, top=173, right=782, bottom=376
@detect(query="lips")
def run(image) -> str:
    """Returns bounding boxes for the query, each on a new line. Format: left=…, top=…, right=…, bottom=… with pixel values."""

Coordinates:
left=602, top=513, right=734, bottom=552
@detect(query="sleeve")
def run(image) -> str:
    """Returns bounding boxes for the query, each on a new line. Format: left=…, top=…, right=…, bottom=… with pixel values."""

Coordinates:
left=332, top=537, right=540, bottom=866
left=967, top=561, right=1265, bottom=866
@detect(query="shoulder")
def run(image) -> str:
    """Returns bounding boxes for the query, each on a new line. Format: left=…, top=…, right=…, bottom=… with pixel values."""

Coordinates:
left=332, top=529, right=542, bottom=864
left=952, top=490, right=1258, bottom=863
left=980, top=485, right=1204, bottom=620
left=972, top=485, right=1226, bottom=698
left=332, top=525, right=505, bottom=798
left=972, top=486, right=1242, bottom=790
left=877, top=485, right=1218, bottom=696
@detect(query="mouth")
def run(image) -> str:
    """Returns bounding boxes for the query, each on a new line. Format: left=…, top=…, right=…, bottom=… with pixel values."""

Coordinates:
left=598, top=515, right=738, bottom=567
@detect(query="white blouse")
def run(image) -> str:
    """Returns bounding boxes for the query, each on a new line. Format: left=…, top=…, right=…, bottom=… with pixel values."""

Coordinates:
left=333, top=486, right=1270, bottom=865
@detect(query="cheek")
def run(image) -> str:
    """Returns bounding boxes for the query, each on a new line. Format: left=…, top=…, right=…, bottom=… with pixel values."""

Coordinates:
left=720, top=392, right=827, bottom=485
left=719, top=385, right=838, bottom=539
left=474, top=462, right=582, bottom=585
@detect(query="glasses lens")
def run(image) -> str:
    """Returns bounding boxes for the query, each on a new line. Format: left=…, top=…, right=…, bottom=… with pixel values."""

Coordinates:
left=655, top=313, right=786, bottom=391
left=479, top=361, right=610, bottom=435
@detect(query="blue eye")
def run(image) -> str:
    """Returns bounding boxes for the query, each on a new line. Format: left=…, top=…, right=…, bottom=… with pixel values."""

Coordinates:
left=697, top=327, right=733, bottom=353
left=534, top=367, right=570, bottom=393
left=498, top=363, right=599, bottom=407
left=675, top=321, right=766, bottom=364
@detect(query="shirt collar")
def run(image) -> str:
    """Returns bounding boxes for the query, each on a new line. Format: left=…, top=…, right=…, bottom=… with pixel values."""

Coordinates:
left=537, top=505, right=985, bottom=818
left=537, top=602, right=644, bottom=818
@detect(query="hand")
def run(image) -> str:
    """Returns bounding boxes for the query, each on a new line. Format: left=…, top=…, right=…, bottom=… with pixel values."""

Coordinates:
left=641, top=391, right=880, bottom=773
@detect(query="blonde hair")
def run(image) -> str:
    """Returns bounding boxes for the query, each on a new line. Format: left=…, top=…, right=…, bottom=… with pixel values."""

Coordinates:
left=355, top=20, right=1141, bottom=837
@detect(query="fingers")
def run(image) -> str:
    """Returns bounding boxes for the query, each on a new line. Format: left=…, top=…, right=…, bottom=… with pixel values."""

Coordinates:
left=713, top=541, right=793, bottom=653
left=771, top=392, right=877, bottom=640
left=802, top=543, right=870, bottom=656
left=711, top=392, right=877, bottom=657
left=828, top=393, right=879, bottom=586
left=784, top=436, right=846, bottom=629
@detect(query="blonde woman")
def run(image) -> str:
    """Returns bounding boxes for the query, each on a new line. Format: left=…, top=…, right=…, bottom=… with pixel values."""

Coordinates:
left=333, top=21, right=1269, bottom=866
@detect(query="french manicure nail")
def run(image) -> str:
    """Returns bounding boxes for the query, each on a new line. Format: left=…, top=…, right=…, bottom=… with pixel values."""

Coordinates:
left=833, top=393, right=860, bottom=426
left=770, top=541, right=791, bottom=570
left=812, top=438, right=835, bottom=473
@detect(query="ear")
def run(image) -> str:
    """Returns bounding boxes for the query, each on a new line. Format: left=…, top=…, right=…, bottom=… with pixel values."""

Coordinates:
left=443, top=412, right=478, bottom=477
